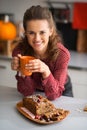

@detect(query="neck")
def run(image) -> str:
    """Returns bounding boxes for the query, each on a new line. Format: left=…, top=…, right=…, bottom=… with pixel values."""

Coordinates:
left=34, top=50, right=47, bottom=59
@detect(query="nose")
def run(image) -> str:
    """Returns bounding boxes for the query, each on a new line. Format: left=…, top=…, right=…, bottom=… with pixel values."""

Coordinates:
left=34, top=33, right=41, bottom=41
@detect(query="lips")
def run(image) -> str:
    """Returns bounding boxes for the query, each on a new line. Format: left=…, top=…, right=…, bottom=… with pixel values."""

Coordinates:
left=34, top=42, right=43, bottom=48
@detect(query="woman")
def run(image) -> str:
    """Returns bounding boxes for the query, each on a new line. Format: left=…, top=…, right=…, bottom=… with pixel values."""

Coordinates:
left=11, top=5, right=73, bottom=100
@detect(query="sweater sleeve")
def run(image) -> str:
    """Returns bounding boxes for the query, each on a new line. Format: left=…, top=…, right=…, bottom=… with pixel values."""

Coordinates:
left=12, top=46, right=36, bottom=96
left=15, top=74, right=37, bottom=96
left=42, top=47, right=70, bottom=100
left=12, top=45, right=21, bottom=57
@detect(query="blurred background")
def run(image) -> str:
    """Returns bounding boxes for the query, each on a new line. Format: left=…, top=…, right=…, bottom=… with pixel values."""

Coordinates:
left=0, top=0, right=87, bottom=99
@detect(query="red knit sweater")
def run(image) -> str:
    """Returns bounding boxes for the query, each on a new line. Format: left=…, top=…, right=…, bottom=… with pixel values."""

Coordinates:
left=12, top=43, right=70, bottom=100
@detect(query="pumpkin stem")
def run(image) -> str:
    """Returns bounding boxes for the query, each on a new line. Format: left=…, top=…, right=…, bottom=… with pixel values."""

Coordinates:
left=4, top=15, right=9, bottom=23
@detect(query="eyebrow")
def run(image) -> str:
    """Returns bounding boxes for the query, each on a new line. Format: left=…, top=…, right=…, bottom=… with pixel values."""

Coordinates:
left=26, top=30, right=46, bottom=33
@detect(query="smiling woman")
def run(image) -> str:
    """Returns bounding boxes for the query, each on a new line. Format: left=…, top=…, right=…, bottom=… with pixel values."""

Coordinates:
left=11, top=5, right=73, bottom=100
left=25, top=20, right=53, bottom=55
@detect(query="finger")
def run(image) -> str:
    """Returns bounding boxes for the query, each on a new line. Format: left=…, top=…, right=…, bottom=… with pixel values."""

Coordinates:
left=18, top=54, right=22, bottom=58
left=12, top=57, right=19, bottom=63
left=12, top=60, right=19, bottom=66
left=25, top=63, right=39, bottom=70
left=31, top=68, right=41, bottom=72
left=28, top=59, right=39, bottom=64
left=11, top=61, right=19, bottom=69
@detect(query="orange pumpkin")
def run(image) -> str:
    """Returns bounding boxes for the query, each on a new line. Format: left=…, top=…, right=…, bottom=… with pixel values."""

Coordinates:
left=0, top=21, right=3, bottom=38
left=0, top=20, right=17, bottom=40
left=0, top=20, right=3, bottom=26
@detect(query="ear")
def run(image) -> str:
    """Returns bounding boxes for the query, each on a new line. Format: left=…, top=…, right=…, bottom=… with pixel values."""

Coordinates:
left=49, top=28, right=53, bottom=36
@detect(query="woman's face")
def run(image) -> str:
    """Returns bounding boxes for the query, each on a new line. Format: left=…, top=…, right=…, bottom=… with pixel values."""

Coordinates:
left=25, top=20, right=52, bottom=55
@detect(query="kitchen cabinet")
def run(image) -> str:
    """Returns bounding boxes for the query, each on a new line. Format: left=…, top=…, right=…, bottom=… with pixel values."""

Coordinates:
left=0, top=56, right=17, bottom=87
left=68, top=68, right=87, bottom=99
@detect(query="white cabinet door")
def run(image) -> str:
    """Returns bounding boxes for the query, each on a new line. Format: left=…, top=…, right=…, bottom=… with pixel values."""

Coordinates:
left=68, top=68, right=87, bottom=99
left=68, top=69, right=87, bottom=85
left=0, top=59, right=17, bottom=87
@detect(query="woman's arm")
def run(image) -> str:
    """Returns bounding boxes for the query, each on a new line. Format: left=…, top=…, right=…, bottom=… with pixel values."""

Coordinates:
left=42, top=49, right=70, bottom=100
left=12, top=46, right=37, bottom=96
left=15, top=73, right=37, bottom=96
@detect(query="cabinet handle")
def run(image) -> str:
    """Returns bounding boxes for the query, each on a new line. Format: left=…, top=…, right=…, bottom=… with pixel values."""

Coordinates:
left=0, top=65, right=6, bottom=69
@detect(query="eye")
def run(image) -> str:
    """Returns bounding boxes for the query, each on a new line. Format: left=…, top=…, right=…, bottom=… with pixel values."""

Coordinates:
left=40, top=31, right=46, bottom=35
left=26, top=31, right=35, bottom=35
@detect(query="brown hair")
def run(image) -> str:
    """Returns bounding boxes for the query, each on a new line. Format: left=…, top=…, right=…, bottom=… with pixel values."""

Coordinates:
left=18, top=5, right=63, bottom=61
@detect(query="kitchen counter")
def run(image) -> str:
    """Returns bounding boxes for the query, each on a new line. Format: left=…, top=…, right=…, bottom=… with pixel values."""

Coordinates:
left=69, top=51, right=87, bottom=70
left=0, top=86, right=87, bottom=130
left=0, top=55, right=12, bottom=60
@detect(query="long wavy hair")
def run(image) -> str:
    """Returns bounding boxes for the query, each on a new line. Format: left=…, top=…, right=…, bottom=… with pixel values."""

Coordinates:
left=17, top=5, right=63, bottom=61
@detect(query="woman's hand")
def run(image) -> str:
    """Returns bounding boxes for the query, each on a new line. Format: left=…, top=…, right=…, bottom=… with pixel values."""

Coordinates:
left=25, top=59, right=51, bottom=79
left=11, top=55, right=20, bottom=71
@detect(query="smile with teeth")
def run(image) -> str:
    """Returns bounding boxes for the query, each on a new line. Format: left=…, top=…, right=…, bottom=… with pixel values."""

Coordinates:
left=34, top=42, right=42, bottom=47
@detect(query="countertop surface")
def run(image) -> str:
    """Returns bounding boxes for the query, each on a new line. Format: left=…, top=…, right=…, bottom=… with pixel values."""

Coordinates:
left=0, top=55, right=12, bottom=60
left=0, top=86, right=87, bottom=130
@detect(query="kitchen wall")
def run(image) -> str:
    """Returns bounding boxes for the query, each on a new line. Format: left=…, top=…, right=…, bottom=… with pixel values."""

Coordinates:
left=0, top=0, right=87, bottom=22
left=0, top=0, right=47, bottom=22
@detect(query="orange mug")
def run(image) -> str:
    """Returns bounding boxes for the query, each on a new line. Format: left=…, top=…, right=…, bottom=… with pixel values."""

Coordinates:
left=19, top=56, right=35, bottom=76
